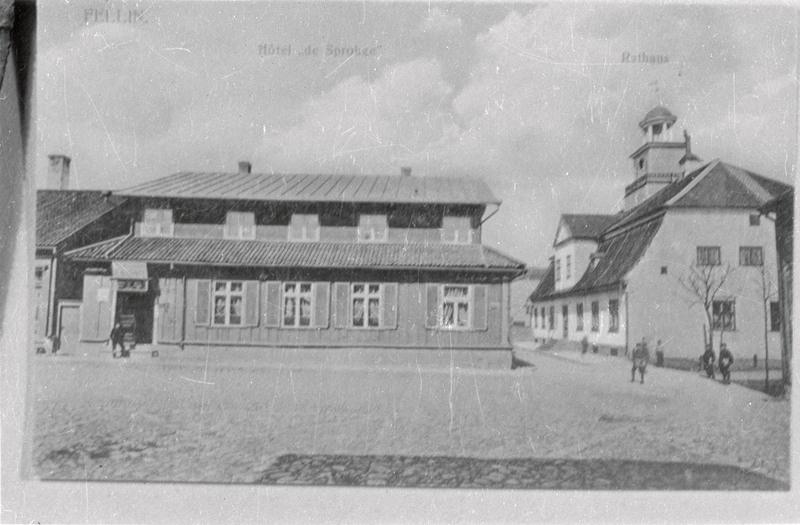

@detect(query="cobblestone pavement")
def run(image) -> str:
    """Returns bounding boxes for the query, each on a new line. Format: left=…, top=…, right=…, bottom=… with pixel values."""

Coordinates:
left=30, top=347, right=790, bottom=488
left=259, top=453, right=788, bottom=490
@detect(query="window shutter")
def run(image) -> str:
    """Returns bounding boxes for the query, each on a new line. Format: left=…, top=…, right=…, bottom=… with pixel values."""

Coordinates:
left=334, top=282, right=350, bottom=328
left=472, top=284, right=488, bottom=331
left=264, top=281, right=281, bottom=327
left=425, top=284, right=439, bottom=329
left=382, top=283, right=398, bottom=329
left=244, top=281, right=259, bottom=326
left=195, top=280, right=211, bottom=325
left=314, top=282, right=330, bottom=328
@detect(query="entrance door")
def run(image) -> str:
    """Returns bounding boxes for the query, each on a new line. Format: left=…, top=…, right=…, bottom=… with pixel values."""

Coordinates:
left=115, top=292, right=154, bottom=345
left=58, top=304, right=80, bottom=356
left=562, top=305, right=569, bottom=339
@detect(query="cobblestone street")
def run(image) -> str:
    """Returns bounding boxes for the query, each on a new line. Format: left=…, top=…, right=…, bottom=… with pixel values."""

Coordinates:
left=259, top=453, right=787, bottom=490
left=30, top=345, right=790, bottom=488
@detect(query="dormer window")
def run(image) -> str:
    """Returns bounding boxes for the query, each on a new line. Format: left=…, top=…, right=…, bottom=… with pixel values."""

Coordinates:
left=224, top=211, right=255, bottom=240
left=358, top=214, right=388, bottom=242
left=441, top=216, right=473, bottom=244
left=289, top=214, right=320, bottom=242
left=142, top=208, right=174, bottom=237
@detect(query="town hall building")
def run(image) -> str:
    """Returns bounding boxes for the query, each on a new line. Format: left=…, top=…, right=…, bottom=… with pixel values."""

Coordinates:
left=529, top=107, right=792, bottom=360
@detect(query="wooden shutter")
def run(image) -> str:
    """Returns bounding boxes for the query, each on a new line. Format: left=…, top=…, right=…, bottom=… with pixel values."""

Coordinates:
left=334, top=282, right=350, bottom=328
left=264, top=281, right=281, bottom=327
left=382, top=283, right=398, bottom=329
left=314, top=283, right=330, bottom=328
left=244, top=281, right=259, bottom=326
left=425, top=284, right=439, bottom=329
left=472, top=284, right=488, bottom=331
left=195, top=280, right=211, bottom=325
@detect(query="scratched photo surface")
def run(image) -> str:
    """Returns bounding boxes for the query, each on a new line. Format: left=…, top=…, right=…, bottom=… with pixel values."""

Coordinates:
left=31, top=1, right=794, bottom=490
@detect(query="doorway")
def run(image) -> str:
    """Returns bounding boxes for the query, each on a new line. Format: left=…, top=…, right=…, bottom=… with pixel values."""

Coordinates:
left=115, top=292, right=154, bottom=345
left=57, top=302, right=80, bottom=355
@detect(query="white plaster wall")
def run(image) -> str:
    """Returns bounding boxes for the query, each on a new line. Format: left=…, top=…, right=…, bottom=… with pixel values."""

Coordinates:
left=531, top=290, right=627, bottom=349
left=625, top=209, right=781, bottom=360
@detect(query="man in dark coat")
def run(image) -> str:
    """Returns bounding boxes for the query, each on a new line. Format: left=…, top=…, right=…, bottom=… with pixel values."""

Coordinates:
left=109, top=322, right=125, bottom=359
left=702, top=345, right=716, bottom=379
left=631, top=338, right=650, bottom=384
left=718, top=343, right=734, bottom=385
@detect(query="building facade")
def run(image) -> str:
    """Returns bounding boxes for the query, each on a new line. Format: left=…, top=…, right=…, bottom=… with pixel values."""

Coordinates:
left=530, top=107, right=791, bottom=360
left=60, top=166, right=525, bottom=367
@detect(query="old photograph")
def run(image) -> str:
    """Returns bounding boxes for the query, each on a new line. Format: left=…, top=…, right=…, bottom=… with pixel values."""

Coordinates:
left=15, top=0, right=797, bottom=509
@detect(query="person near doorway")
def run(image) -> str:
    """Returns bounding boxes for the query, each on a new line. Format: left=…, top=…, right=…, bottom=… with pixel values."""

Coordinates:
left=702, top=345, right=716, bottom=380
left=631, top=338, right=650, bottom=384
left=109, top=322, right=125, bottom=359
left=718, top=343, right=734, bottom=385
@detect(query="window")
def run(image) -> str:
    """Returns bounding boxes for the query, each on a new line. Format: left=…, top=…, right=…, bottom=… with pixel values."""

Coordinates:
left=576, top=303, right=584, bottom=331
left=225, top=211, right=255, bottom=240
left=441, top=216, right=473, bottom=244
left=739, top=246, right=763, bottom=267
left=142, top=208, right=174, bottom=237
left=283, top=282, right=313, bottom=327
left=749, top=214, right=760, bottom=226
left=660, top=266, right=668, bottom=275
left=533, top=307, right=539, bottom=329
left=566, top=255, right=571, bottom=280
left=548, top=306, right=554, bottom=330
left=555, top=259, right=561, bottom=282
left=697, top=246, right=721, bottom=266
left=770, top=301, right=781, bottom=332
left=591, top=301, right=599, bottom=332
left=289, top=214, right=320, bottom=241
left=441, top=285, right=470, bottom=329
left=213, top=281, right=244, bottom=325
left=712, top=300, right=736, bottom=331
left=608, top=299, right=620, bottom=333
left=358, top=214, right=388, bottom=242
left=352, top=283, right=381, bottom=328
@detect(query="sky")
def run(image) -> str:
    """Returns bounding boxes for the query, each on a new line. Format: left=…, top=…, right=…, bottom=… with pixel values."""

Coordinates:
left=37, top=1, right=797, bottom=266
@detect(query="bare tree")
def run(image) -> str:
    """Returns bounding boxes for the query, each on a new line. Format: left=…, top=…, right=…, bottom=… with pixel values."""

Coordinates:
left=678, top=261, right=736, bottom=354
left=752, top=261, right=778, bottom=392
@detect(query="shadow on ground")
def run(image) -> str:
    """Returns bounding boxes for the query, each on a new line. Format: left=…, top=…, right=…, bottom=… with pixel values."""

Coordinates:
left=259, top=454, right=788, bottom=491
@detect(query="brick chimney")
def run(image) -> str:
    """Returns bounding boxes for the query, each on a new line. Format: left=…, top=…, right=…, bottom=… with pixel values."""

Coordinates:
left=238, top=161, right=252, bottom=174
left=48, top=154, right=71, bottom=190
left=401, top=166, right=412, bottom=177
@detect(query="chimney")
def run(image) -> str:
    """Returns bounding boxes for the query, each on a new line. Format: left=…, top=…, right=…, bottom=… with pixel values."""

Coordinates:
left=400, top=166, right=412, bottom=177
left=238, top=161, right=252, bottom=174
left=48, top=154, right=71, bottom=190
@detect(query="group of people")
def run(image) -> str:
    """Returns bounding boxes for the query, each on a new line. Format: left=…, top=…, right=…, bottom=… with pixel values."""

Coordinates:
left=702, top=343, right=735, bottom=384
left=630, top=338, right=735, bottom=386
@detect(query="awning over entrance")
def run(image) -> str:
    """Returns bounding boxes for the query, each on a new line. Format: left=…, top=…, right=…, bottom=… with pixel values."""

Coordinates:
left=112, top=261, right=148, bottom=279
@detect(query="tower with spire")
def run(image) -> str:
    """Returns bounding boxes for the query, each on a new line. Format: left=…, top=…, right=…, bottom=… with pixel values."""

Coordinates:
left=624, top=106, right=701, bottom=209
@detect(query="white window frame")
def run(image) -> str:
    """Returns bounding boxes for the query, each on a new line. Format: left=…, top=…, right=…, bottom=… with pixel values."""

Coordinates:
left=225, top=211, right=256, bottom=240
left=351, top=283, right=382, bottom=328
left=212, top=280, right=244, bottom=326
left=590, top=301, right=600, bottom=332
left=697, top=246, right=721, bottom=266
left=357, top=214, right=388, bottom=242
left=441, top=216, right=473, bottom=244
left=289, top=214, right=320, bottom=242
left=739, top=246, right=763, bottom=267
left=142, top=208, right=174, bottom=237
left=555, top=259, right=561, bottom=282
left=712, top=299, right=736, bottom=331
left=608, top=299, right=620, bottom=333
left=282, top=282, right=314, bottom=327
left=439, top=285, right=472, bottom=330
left=566, top=255, right=571, bottom=280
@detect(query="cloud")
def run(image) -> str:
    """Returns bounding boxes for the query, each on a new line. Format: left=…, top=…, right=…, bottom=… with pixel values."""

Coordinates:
left=420, top=7, right=462, bottom=35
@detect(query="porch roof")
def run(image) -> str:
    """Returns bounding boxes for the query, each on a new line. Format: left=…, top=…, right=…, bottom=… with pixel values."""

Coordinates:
left=65, top=235, right=526, bottom=273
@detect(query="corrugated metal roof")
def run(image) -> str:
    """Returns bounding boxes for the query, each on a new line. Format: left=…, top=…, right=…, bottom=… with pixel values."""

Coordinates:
left=65, top=236, right=526, bottom=271
left=36, top=190, right=126, bottom=248
left=118, top=172, right=501, bottom=205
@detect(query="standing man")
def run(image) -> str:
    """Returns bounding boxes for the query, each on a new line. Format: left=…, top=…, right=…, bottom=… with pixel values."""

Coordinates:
left=702, top=345, right=716, bottom=380
left=108, top=321, right=125, bottom=359
left=718, top=343, right=734, bottom=385
left=655, top=339, right=665, bottom=367
left=631, top=338, right=650, bottom=384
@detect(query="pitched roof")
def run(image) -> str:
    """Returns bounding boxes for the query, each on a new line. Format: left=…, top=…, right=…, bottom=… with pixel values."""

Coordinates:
left=671, top=161, right=792, bottom=209
left=530, top=216, right=663, bottom=301
left=65, top=236, right=526, bottom=272
left=559, top=214, right=618, bottom=242
left=117, top=172, right=500, bottom=205
left=36, top=190, right=126, bottom=248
